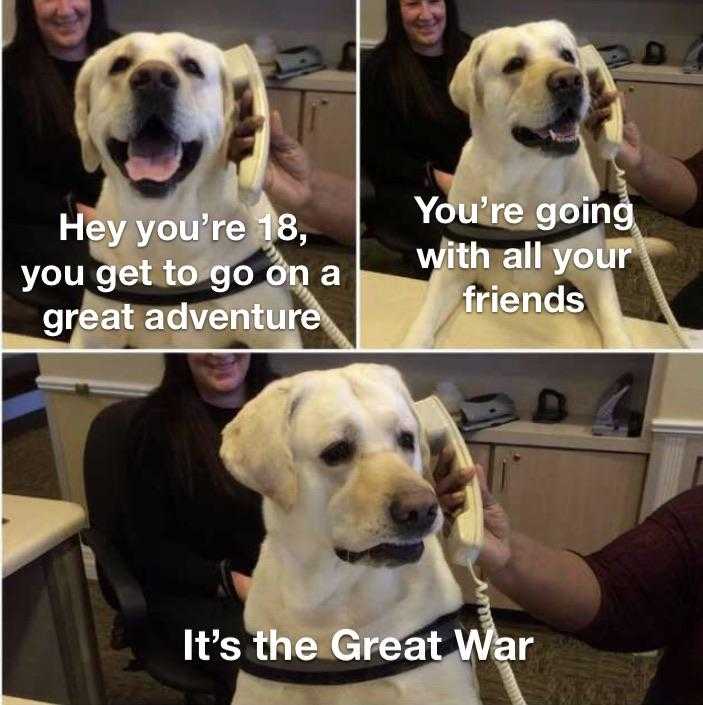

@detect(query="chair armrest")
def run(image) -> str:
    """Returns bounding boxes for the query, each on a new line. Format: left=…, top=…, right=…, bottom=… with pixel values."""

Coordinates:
left=82, top=527, right=148, bottom=636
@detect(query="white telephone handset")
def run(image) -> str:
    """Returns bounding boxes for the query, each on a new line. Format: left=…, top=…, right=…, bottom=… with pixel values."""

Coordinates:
left=414, top=396, right=483, bottom=565
left=415, top=396, right=527, bottom=705
left=579, top=45, right=690, bottom=348
left=222, top=45, right=352, bottom=349
left=579, top=45, right=624, bottom=161
left=223, top=45, right=270, bottom=206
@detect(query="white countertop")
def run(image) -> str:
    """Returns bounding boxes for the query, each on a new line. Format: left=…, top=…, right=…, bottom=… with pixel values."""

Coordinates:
left=3, top=495, right=86, bottom=578
left=613, top=63, right=703, bottom=86
left=466, top=415, right=650, bottom=454
left=361, top=271, right=687, bottom=350
left=265, top=68, right=355, bottom=93
left=4, top=697, right=57, bottom=705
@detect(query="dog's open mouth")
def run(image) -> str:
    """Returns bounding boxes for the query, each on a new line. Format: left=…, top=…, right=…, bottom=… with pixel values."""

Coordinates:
left=335, top=541, right=424, bottom=567
left=512, top=107, right=581, bottom=156
left=107, top=116, right=202, bottom=198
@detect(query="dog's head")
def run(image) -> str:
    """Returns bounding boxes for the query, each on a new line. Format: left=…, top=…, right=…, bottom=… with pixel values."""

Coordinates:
left=450, top=20, right=589, bottom=157
left=75, top=32, right=235, bottom=199
left=220, top=364, right=441, bottom=568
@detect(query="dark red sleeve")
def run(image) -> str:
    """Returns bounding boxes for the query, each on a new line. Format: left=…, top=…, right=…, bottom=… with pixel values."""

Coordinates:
left=574, top=486, right=703, bottom=653
left=681, top=150, right=703, bottom=227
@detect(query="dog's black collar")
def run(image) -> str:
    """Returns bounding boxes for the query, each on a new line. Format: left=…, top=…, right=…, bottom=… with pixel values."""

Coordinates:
left=445, top=202, right=604, bottom=250
left=84, top=249, right=270, bottom=306
left=239, top=610, right=464, bottom=686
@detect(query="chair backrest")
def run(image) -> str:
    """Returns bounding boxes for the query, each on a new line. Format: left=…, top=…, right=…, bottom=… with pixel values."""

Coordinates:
left=83, top=397, right=145, bottom=608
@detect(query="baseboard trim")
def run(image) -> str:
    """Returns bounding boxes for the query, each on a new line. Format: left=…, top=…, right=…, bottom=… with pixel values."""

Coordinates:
left=36, top=374, right=153, bottom=399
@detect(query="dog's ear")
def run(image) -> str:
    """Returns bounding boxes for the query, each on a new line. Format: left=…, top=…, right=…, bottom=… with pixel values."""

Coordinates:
left=449, top=35, right=487, bottom=115
left=74, top=54, right=101, bottom=173
left=220, top=379, right=297, bottom=510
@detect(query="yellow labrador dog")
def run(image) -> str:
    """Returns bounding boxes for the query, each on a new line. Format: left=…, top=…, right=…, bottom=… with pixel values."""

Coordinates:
left=220, top=364, right=481, bottom=705
left=402, top=20, right=635, bottom=349
left=73, top=33, right=300, bottom=348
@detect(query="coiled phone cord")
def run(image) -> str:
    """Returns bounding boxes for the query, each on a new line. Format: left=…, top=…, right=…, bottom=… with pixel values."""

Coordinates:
left=468, top=562, right=528, bottom=705
left=611, top=162, right=690, bottom=348
left=260, top=240, right=353, bottom=349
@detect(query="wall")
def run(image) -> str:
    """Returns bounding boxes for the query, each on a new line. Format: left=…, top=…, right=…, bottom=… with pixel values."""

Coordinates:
left=106, top=0, right=355, bottom=65
left=2, top=0, right=355, bottom=64
left=360, top=0, right=703, bottom=62
left=654, top=354, right=703, bottom=421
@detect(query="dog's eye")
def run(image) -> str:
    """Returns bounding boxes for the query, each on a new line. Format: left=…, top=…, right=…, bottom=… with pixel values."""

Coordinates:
left=109, top=56, right=132, bottom=75
left=560, top=49, right=576, bottom=64
left=398, top=431, right=415, bottom=451
left=503, top=56, right=525, bottom=74
left=320, top=440, right=354, bottom=466
left=181, top=58, right=204, bottom=77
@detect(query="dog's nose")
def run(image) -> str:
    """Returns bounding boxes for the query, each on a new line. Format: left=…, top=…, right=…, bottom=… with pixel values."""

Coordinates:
left=130, top=61, right=180, bottom=93
left=547, top=67, right=583, bottom=97
left=389, top=490, right=439, bottom=534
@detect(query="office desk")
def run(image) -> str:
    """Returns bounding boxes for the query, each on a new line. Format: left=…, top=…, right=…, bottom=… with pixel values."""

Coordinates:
left=361, top=271, right=690, bottom=349
left=3, top=495, right=104, bottom=705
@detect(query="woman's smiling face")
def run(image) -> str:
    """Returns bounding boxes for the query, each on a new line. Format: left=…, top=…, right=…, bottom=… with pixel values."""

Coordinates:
left=400, top=0, right=446, bottom=55
left=187, top=353, right=252, bottom=402
left=33, top=0, right=91, bottom=58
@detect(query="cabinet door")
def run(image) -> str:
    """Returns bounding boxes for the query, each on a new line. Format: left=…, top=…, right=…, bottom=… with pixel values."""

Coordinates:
left=616, top=81, right=703, bottom=160
left=487, top=445, right=647, bottom=609
left=301, top=91, right=356, bottom=180
left=467, top=441, right=491, bottom=474
left=267, top=88, right=302, bottom=142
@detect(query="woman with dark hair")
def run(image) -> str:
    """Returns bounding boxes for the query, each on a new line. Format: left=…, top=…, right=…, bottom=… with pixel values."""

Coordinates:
left=127, top=353, right=471, bottom=701
left=3, top=0, right=117, bottom=314
left=127, top=353, right=275, bottom=701
left=362, top=0, right=471, bottom=251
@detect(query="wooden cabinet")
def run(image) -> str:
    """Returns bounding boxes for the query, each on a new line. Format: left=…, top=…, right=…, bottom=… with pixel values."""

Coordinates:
left=301, top=91, right=356, bottom=180
left=456, top=442, right=647, bottom=608
left=268, top=88, right=303, bottom=141
left=266, top=86, right=355, bottom=181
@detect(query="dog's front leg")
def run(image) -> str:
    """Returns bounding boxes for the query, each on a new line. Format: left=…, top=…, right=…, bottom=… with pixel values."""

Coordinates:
left=571, top=268, right=632, bottom=348
left=401, top=265, right=469, bottom=348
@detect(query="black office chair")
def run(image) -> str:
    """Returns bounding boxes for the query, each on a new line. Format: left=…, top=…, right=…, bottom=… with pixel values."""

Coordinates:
left=82, top=399, right=224, bottom=704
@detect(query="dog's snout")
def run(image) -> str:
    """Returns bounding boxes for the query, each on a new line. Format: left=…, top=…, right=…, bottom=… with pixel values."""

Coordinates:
left=389, top=490, right=438, bottom=534
left=547, top=67, right=583, bottom=97
left=130, top=61, right=180, bottom=93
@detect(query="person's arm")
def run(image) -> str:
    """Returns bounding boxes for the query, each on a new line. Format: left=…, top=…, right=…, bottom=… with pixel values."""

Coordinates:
left=586, top=83, right=698, bottom=218
left=617, top=134, right=698, bottom=218
left=230, top=95, right=355, bottom=245
left=467, top=467, right=601, bottom=632
left=430, top=445, right=598, bottom=634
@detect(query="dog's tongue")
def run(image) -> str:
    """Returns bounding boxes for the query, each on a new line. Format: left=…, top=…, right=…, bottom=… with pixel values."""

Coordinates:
left=126, top=139, right=181, bottom=182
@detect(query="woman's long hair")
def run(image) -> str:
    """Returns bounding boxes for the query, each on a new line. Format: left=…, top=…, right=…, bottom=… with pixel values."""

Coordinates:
left=7, top=0, right=113, bottom=140
left=380, top=0, right=470, bottom=122
left=140, top=354, right=277, bottom=501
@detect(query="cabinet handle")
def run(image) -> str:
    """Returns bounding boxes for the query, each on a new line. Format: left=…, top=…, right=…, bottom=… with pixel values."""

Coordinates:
left=500, top=459, right=507, bottom=492
left=513, top=453, right=521, bottom=462
left=308, top=98, right=329, bottom=132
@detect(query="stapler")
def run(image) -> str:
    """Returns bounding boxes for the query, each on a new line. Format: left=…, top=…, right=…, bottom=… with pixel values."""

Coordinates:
left=459, top=393, right=518, bottom=432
